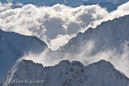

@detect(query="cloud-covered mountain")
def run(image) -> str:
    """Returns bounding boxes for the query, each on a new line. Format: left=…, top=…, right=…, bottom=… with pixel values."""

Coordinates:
left=2, top=59, right=129, bottom=86
left=22, top=14, right=129, bottom=78
left=0, top=29, right=47, bottom=82
left=49, top=14, right=129, bottom=77
left=0, top=3, right=109, bottom=50
left=1, top=1, right=129, bottom=50
left=1, top=1, right=129, bottom=85
left=59, top=14, right=129, bottom=54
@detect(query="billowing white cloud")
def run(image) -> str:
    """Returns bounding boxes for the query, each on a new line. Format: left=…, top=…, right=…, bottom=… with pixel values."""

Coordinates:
left=0, top=2, right=129, bottom=50
left=110, top=1, right=129, bottom=18
left=0, top=2, right=12, bottom=12
left=1, top=0, right=129, bottom=78
left=0, top=3, right=109, bottom=50
left=91, top=1, right=129, bottom=28
left=15, top=2, right=23, bottom=6
left=22, top=1, right=129, bottom=78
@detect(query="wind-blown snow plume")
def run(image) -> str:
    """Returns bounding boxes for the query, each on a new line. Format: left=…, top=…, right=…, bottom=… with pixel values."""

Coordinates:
left=23, top=41, right=129, bottom=78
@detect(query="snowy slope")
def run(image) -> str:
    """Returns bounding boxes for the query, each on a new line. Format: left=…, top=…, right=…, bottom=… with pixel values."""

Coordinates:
left=2, top=59, right=129, bottom=86
left=59, top=15, right=129, bottom=54
left=0, top=29, right=47, bottom=82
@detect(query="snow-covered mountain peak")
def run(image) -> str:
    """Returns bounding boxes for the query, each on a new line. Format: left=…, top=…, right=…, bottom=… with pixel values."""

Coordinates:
left=90, top=60, right=113, bottom=68
left=0, top=29, right=48, bottom=54
left=59, top=15, right=129, bottom=54
left=71, top=61, right=84, bottom=67
left=58, top=60, right=70, bottom=66
left=58, top=60, right=84, bottom=68
left=0, top=29, right=48, bottom=82
left=86, top=60, right=116, bottom=74
left=18, top=59, right=43, bottom=68
left=2, top=59, right=129, bottom=86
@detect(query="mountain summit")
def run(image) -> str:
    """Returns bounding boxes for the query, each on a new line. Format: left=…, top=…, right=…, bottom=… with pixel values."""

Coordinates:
left=2, top=59, right=129, bottom=86
left=59, top=15, right=129, bottom=55
left=0, top=29, right=47, bottom=82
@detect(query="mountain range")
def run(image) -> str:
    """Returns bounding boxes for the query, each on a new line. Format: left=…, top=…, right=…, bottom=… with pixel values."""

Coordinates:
left=0, top=0, right=129, bottom=85
left=2, top=59, right=129, bottom=86
left=1, top=9, right=129, bottom=86
left=59, top=15, right=129, bottom=55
